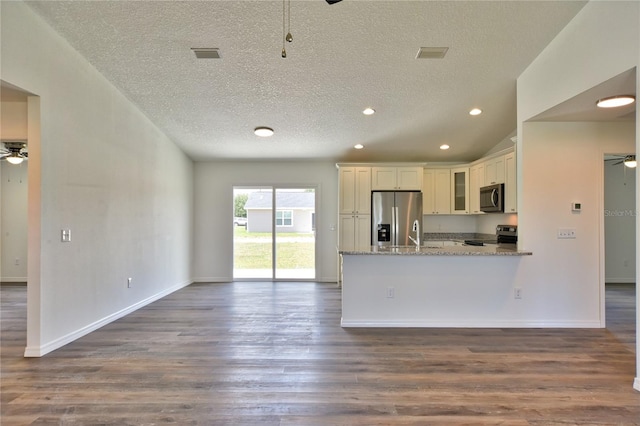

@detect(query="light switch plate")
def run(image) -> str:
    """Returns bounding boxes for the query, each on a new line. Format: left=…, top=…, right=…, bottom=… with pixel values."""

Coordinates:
left=61, top=229, right=71, bottom=242
left=557, top=228, right=576, bottom=239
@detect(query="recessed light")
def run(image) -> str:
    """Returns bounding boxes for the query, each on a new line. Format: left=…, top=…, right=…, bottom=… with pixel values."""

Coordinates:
left=440, top=144, right=450, bottom=150
left=596, top=95, right=635, bottom=108
left=363, top=108, right=375, bottom=115
left=254, top=127, right=274, bottom=137
left=469, top=108, right=482, bottom=116
left=354, top=144, right=364, bottom=150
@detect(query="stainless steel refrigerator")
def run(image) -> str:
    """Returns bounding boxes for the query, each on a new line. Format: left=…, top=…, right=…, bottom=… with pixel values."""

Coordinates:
left=371, top=191, right=423, bottom=246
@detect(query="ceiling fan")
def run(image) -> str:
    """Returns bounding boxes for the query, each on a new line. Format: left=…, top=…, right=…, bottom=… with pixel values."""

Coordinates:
left=0, top=141, right=28, bottom=165
left=605, top=154, right=636, bottom=168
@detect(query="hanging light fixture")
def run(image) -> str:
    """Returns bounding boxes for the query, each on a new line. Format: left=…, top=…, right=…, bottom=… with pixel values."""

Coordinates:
left=281, top=0, right=292, bottom=58
left=623, top=155, right=637, bottom=168
left=6, top=153, right=24, bottom=165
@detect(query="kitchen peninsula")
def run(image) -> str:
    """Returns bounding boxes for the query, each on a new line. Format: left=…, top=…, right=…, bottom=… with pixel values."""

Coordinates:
left=339, top=243, right=532, bottom=328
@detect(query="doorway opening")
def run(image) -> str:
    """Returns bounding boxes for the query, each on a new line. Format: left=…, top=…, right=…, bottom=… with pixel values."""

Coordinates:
left=233, top=186, right=316, bottom=280
left=603, top=153, right=636, bottom=349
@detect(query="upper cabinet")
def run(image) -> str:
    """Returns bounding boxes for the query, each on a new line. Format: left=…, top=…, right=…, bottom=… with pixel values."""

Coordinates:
left=339, top=167, right=371, bottom=215
left=371, top=167, right=423, bottom=191
left=469, top=163, right=485, bottom=215
left=450, top=167, right=469, bottom=214
left=423, top=169, right=451, bottom=215
left=504, top=152, right=517, bottom=213
left=484, top=155, right=506, bottom=185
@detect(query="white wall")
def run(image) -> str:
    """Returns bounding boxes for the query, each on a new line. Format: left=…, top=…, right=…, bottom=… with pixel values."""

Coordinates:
left=1, top=99, right=29, bottom=282
left=604, top=160, right=636, bottom=283
left=1, top=2, right=194, bottom=356
left=194, top=161, right=338, bottom=282
left=516, top=0, right=639, bottom=389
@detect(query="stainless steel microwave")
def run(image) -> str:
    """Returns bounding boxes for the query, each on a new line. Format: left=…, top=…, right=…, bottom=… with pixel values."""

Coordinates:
left=480, top=183, right=504, bottom=213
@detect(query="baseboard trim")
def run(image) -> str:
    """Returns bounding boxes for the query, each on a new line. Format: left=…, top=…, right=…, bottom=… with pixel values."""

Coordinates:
left=634, top=377, right=640, bottom=392
left=340, top=319, right=603, bottom=328
left=24, top=279, right=193, bottom=357
left=192, top=277, right=231, bottom=283
left=605, top=278, right=636, bottom=284
left=1, top=277, right=28, bottom=283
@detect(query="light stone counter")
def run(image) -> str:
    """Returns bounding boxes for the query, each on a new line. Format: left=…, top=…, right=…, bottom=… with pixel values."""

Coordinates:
left=339, top=244, right=532, bottom=256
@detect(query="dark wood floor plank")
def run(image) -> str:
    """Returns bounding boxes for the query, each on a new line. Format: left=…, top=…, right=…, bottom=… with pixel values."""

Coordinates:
left=1, top=282, right=638, bottom=425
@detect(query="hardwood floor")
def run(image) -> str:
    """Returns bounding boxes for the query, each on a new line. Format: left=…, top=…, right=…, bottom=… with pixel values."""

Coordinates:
left=1, top=282, right=638, bottom=425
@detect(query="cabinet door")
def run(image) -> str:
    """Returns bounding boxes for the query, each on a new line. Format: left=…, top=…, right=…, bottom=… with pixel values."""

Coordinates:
left=339, top=167, right=357, bottom=214
left=397, top=167, right=423, bottom=190
left=469, top=163, right=485, bottom=214
left=484, top=155, right=505, bottom=185
left=354, top=167, right=371, bottom=214
left=355, top=215, right=371, bottom=247
left=434, top=169, right=451, bottom=214
left=504, top=152, right=517, bottom=213
left=423, top=169, right=450, bottom=215
left=450, top=167, right=469, bottom=214
left=339, top=214, right=356, bottom=250
left=422, top=169, right=436, bottom=214
left=371, top=167, right=397, bottom=190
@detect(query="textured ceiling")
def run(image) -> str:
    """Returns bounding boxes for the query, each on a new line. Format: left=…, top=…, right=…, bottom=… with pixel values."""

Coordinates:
left=24, top=0, right=592, bottom=162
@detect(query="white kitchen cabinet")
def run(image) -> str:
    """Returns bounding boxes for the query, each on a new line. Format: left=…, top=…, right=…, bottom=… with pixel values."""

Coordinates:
left=504, top=151, right=517, bottom=213
left=450, top=167, right=469, bottom=214
left=484, top=155, right=505, bottom=185
left=339, top=167, right=371, bottom=215
left=371, top=166, right=422, bottom=190
left=423, top=169, right=451, bottom=215
left=469, top=163, right=485, bottom=215
left=339, top=214, right=371, bottom=250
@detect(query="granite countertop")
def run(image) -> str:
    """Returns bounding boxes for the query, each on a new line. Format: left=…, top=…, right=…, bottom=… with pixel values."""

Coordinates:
left=339, top=244, right=532, bottom=256
left=423, top=232, right=497, bottom=243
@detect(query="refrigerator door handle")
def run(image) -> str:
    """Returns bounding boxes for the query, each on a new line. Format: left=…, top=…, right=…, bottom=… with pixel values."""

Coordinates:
left=393, top=206, right=398, bottom=246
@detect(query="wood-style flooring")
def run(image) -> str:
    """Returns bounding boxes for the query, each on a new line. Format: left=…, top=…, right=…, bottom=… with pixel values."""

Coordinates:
left=1, top=282, right=638, bottom=425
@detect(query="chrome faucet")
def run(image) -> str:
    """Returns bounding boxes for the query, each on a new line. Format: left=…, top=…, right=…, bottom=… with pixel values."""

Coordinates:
left=408, top=219, right=421, bottom=248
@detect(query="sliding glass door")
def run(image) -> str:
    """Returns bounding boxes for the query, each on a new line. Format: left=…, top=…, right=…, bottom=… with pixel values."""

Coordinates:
left=233, top=186, right=316, bottom=280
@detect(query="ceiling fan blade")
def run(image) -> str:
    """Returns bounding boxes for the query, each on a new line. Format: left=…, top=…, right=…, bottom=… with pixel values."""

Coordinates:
left=0, top=152, right=9, bottom=159
left=613, top=160, right=623, bottom=165
left=326, top=0, right=343, bottom=4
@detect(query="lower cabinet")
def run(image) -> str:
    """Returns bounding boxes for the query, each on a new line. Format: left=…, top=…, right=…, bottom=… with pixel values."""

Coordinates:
left=339, top=214, right=371, bottom=251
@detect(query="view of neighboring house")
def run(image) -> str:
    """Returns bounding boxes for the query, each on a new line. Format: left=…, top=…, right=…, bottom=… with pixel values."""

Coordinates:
left=243, top=191, right=315, bottom=234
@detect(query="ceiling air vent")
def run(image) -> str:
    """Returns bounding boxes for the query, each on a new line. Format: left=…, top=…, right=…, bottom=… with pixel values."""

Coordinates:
left=416, top=47, right=448, bottom=59
left=191, top=48, right=221, bottom=59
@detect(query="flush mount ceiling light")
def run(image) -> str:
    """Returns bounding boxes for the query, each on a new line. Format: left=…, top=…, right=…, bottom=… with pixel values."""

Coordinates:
left=354, top=144, right=364, bottom=150
left=440, top=144, right=450, bottom=150
left=596, top=95, right=635, bottom=108
left=469, top=108, right=482, bottom=116
left=362, top=108, right=375, bottom=115
left=254, top=127, right=274, bottom=137
left=624, top=155, right=637, bottom=168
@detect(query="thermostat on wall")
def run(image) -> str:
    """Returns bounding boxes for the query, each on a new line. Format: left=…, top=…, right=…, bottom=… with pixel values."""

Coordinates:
left=571, top=202, right=581, bottom=212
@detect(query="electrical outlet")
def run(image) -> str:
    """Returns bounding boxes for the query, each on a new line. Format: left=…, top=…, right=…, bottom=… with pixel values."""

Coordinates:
left=624, top=259, right=629, bottom=267
left=387, top=287, right=395, bottom=298
left=557, top=228, right=576, bottom=239
left=514, top=288, right=522, bottom=299
left=14, top=258, right=20, bottom=266
left=61, top=229, right=72, bottom=242
left=127, top=277, right=132, bottom=288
